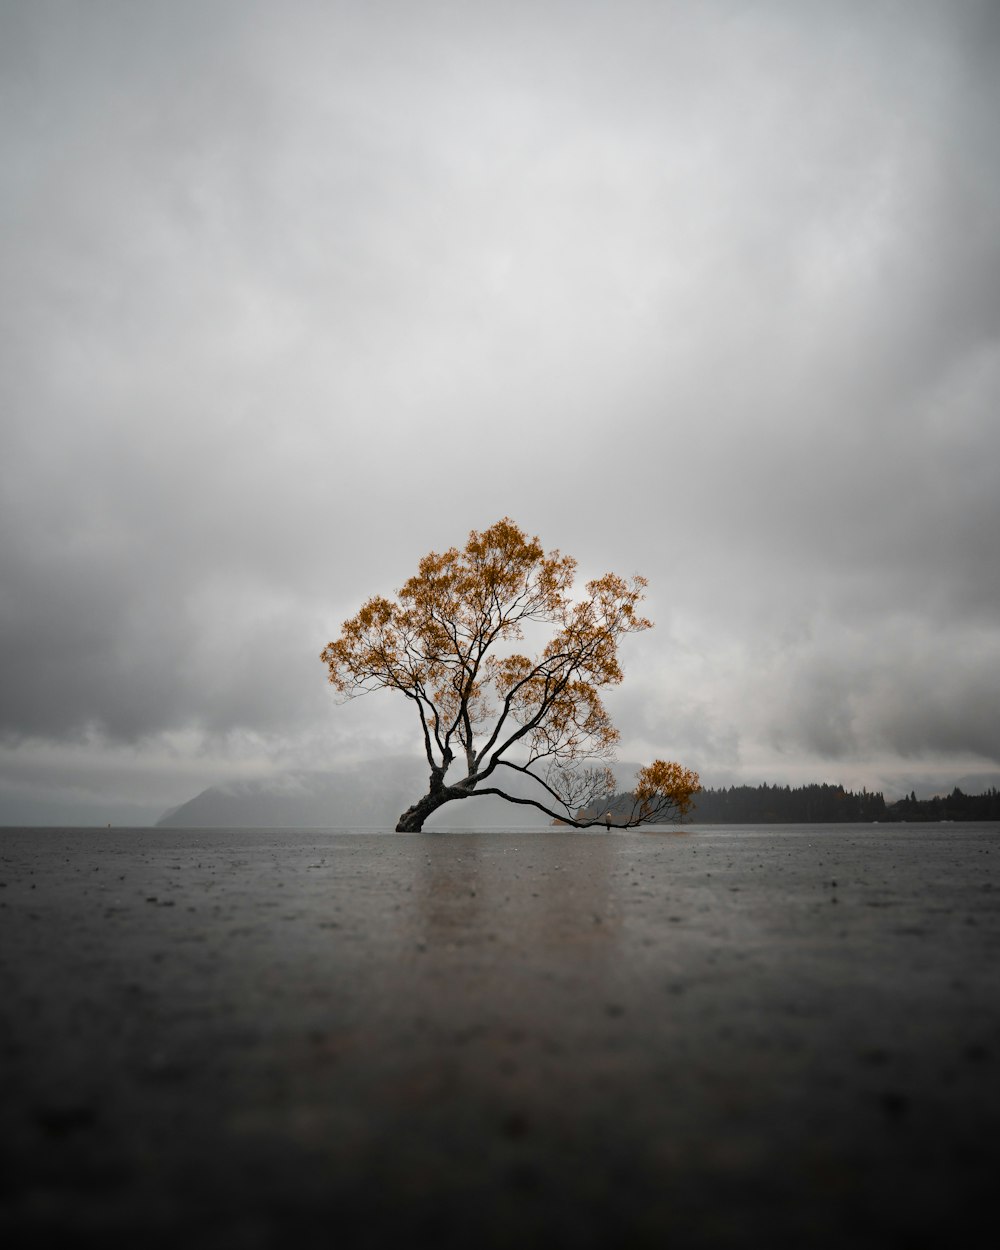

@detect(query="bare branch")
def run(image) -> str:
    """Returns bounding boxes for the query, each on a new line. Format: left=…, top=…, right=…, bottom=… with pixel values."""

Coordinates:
left=319, top=518, right=698, bottom=832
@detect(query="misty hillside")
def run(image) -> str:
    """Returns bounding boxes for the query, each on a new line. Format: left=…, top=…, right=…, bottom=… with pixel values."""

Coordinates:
left=155, top=756, right=606, bottom=830
left=156, top=761, right=1000, bottom=830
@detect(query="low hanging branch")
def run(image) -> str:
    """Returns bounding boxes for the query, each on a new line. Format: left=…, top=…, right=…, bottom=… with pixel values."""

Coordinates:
left=320, top=518, right=700, bottom=832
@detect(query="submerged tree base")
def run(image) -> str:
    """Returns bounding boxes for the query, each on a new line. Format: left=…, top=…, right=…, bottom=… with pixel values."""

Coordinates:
left=396, top=783, right=467, bottom=832
left=395, top=808, right=431, bottom=833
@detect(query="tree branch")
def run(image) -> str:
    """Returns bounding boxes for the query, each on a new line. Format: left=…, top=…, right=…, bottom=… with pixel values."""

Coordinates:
left=464, top=787, right=640, bottom=829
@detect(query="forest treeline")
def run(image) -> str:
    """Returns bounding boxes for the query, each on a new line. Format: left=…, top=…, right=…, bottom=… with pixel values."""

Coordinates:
left=688, top=782, right=887, bottom=823
left=593, top=782, right=1000, bottom=824
left=879, top=786, right=1000, bottom=823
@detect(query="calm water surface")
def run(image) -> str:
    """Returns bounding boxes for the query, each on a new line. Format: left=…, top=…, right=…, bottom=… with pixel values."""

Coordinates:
left=1, top=822, right=997, bottom=1248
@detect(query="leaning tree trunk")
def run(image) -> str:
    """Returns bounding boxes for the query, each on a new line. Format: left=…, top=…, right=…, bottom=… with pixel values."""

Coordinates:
left=396, top=790, right=451, bottom=832
left=396, top=757, right=479, bottom=831
left=396, top=772, right=473, bottom=831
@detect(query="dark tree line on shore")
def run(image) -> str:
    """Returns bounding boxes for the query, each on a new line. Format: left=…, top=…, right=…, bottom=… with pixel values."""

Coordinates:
left=883, top=787, right=1000, bottom=823
left=588, top=782, right=1000, bottom=824
left=687, top=782, right=888, bottom=823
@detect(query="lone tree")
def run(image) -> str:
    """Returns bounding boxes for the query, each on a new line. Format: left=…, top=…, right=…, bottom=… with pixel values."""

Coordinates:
left=321, top=518, right=700, bottom=832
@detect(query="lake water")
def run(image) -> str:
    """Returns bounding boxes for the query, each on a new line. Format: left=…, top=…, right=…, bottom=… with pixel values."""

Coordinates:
left=1, top=822, right=998, bottom=1247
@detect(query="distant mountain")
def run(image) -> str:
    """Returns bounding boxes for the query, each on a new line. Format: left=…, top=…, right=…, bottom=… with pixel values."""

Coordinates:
left=155, top=755, right=577, bottom=830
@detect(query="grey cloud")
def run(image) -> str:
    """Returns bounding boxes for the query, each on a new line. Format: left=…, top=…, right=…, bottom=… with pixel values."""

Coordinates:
left=764, top=618, right=1000, bottom=766
left=2, top=1, right=999, bottom=817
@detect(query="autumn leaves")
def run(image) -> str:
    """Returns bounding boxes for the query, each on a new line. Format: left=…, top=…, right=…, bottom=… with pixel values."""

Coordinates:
left=321, top=518, right=699, bottom=830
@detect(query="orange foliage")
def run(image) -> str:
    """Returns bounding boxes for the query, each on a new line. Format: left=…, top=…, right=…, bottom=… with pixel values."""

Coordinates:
left=321, top=518, right=698, bottom=830
left=633, top=760, right=702, bottom=823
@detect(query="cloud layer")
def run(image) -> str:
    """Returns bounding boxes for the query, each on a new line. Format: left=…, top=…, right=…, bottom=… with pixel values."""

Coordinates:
left=2, top=1, right=999, bottom=819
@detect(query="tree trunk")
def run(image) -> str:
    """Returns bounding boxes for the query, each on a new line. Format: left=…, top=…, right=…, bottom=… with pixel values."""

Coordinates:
left=396, top=788, right=453, bottom=832
left=395, top=761, right=478, bottom=831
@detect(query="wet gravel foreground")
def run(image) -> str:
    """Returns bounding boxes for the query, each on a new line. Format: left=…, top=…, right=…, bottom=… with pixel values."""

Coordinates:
left=1, top=823, right=998, bottom=1248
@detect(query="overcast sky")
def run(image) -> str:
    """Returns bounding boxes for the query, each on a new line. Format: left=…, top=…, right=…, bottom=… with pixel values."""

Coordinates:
left=2, top=0, right=999, bottom=823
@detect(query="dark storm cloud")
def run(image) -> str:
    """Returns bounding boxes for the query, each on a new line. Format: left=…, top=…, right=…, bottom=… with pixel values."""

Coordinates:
left=1, top=0, right=999, bottom=816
